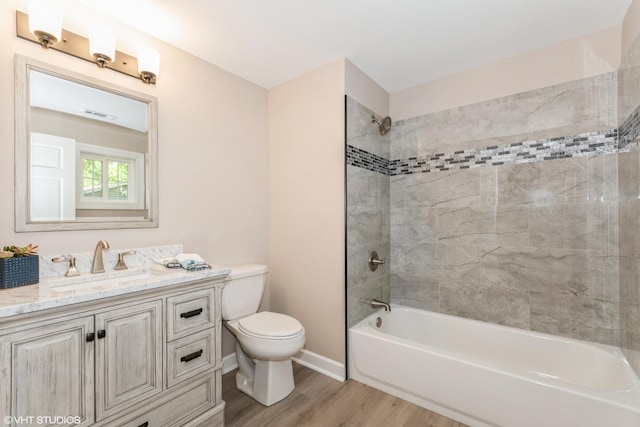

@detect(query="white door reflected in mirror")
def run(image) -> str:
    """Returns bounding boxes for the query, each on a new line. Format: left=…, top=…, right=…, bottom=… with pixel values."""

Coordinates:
left=30, top=132, right=76, bottom=221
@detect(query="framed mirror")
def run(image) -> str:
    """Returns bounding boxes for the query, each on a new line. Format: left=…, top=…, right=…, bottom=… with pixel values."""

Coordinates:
left=15, top=55, right=158, bottom=232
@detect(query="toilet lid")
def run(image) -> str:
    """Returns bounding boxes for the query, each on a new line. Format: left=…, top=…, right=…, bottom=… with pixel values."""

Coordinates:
left=238, top=312, right=303, bottom=338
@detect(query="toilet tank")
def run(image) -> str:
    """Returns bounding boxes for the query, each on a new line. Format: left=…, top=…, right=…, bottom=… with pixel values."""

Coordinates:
left=221, top=264, right=268, bottom=320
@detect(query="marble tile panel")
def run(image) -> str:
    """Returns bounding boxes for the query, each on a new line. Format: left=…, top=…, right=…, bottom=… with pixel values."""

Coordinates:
left=439, top=281, right=530, bottom=329
left=529, top=291, right=620, bottom=345
left=347, top=244, right=371, bottom=290
left=618, top=200, right=640, bottom=258
left=389, top=119, right=419, bottom=160
left=529, top=203, right=610, bottom=251
left=619, top=256, right=640, bottom=305
left=587, top=255, right=619, bottom=303
left=585, top=154, right=618, bottom=203
left=347, top=165, right=389, bottom=210
left=391, top=207, right=439, bottom=249
left=437, top=207, right=497, bottom=246
left=403, top=243, right=480, bottom=286
left=621, top=303, right=640, bottom=335
left=390, top=175, right=406, bottom=208
left=497, top=158, right=588, bottom=205
left=389, top=273, right=440, bottom=312
left=477, top=246, right=589, bottom=297
left=437, top=205, right=528, bottom=247
left=393, top=73, right=617, bottom=157
left=617, top=149, right=640, bottom=200
left=402, top=168, right=481, bottom=208
left=346, top=206, right=387, bottom=249
left=479, top=167, right=498, bottom=205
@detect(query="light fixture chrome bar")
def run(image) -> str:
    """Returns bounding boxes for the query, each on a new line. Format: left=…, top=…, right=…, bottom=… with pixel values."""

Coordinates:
left=16, top=11, right=144, bottom=82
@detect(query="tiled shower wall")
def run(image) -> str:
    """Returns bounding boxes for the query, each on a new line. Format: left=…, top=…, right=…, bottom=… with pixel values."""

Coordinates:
left=346, top=97, right=390, bottom=327
left=618, top=29, right=640, bottom=373
left=389, top=74, right=620, bottom=346
left=346, top=70, right=627, bottom=344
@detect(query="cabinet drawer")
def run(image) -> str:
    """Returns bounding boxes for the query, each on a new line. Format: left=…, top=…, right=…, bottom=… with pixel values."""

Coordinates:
left=167, top=329, right=216, bottom=388
left=167, top=288, right=215, bottom=340
left=118, top=375, right=216, bottom=427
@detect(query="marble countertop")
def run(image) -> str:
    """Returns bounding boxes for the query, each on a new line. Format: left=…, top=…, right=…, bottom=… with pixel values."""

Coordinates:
left=0, top=264, right=231, bottom=319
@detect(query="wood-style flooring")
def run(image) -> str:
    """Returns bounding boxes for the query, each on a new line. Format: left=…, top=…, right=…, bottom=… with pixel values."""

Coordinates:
left=223, top=363, right=468, bottom=427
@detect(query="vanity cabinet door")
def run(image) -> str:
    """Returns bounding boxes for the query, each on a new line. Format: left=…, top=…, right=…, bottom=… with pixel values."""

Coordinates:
left=94, top=300, right=163, bottom=421
left=0, top=316, right=94, bottom=427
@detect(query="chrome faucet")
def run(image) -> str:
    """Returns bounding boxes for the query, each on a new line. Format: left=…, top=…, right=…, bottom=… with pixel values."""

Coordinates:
left=371, top=299, right=391, bottom=312
left=91, top=240, right=110, bottom=273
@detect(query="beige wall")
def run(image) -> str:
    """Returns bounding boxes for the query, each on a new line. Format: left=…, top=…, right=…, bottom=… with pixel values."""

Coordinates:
left=268, top=59, right=346, bottom=364
left=0, top=5, right=268, bottom=294
left=391, top=25, right=622, bottom=120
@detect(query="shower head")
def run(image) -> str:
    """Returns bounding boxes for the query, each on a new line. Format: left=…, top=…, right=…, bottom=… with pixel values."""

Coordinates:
left=371, top=115, right=392, bottom=135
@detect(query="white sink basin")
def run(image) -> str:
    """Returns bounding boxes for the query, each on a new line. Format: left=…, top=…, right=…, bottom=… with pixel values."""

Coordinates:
left=46, top=268, right=152, bottom=293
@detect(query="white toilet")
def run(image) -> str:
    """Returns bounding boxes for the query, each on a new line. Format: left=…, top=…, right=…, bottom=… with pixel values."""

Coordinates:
left=222, top=264, right=306, bottom=406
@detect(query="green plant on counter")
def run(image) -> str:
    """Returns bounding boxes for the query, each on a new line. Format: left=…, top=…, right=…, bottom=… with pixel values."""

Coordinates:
left=0, top=244, right=39, bottom=259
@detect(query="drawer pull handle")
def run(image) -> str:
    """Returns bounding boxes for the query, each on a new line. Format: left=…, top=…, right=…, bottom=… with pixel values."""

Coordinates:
left=138, top=422, right=148, bottom=427
left=180, top=308, right=203, bottom=319
left=181, top=349, right=203, bottom=363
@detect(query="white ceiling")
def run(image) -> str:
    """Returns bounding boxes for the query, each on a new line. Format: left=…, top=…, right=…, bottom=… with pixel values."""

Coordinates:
left=19, top=0, right=634, bottom=92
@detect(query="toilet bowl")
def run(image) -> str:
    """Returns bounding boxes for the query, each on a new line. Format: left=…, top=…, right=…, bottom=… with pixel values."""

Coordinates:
left=222, top=265, right=306, bottom=406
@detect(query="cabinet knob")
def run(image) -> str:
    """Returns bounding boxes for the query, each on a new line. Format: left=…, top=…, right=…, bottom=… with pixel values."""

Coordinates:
left=97, top=330, right=106, bottom=339
left=137, top=422, right=148, bottom=427
left=86, top=332, right=95, bottom=342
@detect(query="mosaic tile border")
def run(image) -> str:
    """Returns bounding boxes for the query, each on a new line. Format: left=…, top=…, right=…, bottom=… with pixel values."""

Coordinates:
left=346, top=145, right=389, bottom=174
left=619, top=103, right=640, bottom=149
left=347, top=129, right=619, bottom=176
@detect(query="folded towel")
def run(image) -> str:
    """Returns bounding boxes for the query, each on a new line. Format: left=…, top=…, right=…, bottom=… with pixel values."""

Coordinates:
left=156, top=253, right=212, bottom=272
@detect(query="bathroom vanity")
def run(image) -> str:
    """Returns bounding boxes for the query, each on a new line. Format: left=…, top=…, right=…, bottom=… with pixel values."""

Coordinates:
left=0, top=263, right=230, bottom=427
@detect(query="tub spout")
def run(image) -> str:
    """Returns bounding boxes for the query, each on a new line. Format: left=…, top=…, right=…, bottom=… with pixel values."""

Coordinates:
left=371, top=299, right=391, bottom=312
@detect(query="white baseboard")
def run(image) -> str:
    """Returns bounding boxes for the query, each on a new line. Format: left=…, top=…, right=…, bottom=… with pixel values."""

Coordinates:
left=293, top=349, right=346, bottom=382
left=222, top=353, right=238, bottom=374
left=222, top=349, right=345, bottom=382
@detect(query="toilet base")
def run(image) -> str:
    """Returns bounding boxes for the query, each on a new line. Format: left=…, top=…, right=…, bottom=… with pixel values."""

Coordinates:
left=236, top=358, right=295, bottom=406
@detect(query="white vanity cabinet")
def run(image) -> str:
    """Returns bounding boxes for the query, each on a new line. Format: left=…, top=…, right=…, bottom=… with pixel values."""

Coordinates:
left=0, top=278, right=225, bottom=427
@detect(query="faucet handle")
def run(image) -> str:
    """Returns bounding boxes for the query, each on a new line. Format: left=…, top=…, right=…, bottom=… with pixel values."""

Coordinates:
left=114, top=250, right=136, bottom=271
left=52, top=256, right=80, bottom=277
left=368, top=251, right=386, bottom=273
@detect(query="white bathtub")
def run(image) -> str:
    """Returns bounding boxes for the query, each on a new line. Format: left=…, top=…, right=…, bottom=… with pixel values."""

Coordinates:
left=349, top=305, right=640, bottom=427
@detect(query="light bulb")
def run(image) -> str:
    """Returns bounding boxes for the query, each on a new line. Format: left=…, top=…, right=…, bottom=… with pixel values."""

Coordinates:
left=27, top=0, right=63, bottom=48
left=138, top=47, right=160, bottom=84
left=89, top=29, right=116, bottom=68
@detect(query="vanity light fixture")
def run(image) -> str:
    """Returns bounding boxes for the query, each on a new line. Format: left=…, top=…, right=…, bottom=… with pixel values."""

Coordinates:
left=89, top=29, right=116, bottom=68
left=16, top=10, right=159, bottom=84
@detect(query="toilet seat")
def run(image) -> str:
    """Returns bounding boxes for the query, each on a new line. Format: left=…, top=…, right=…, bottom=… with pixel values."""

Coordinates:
left=238, top=312, right=304, bottom=340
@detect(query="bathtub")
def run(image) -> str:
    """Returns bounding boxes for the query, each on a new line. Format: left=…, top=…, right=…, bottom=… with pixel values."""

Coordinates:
left=349, top=305, right=640, bottom=427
